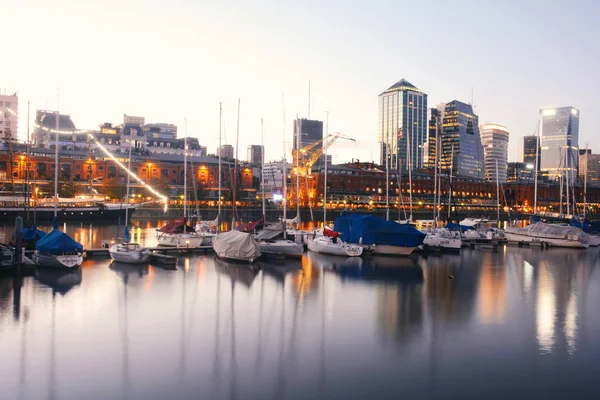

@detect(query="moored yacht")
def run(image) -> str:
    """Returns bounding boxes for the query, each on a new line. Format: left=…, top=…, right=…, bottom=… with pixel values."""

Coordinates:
left=504, top=222, right=588, bottom=248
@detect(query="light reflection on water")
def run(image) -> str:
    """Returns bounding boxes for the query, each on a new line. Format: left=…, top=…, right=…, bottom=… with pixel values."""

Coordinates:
left=0, top=233, right=599, bottom=399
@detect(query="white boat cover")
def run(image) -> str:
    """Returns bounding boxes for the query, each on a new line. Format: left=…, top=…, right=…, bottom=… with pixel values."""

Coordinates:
left=282, top=216, right=299, bottom=225
left=525, top=222, right=587, bottom=241
left=255, top=221, right=285, bottom=241
left=213, top=230, right=261, bottom=261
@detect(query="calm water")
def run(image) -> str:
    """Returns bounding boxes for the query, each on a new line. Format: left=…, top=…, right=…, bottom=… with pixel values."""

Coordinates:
left=1, top=223, right=600, bottom=399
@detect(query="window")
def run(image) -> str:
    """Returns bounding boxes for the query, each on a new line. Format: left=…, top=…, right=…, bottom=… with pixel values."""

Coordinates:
left=142, top=168, right=146, bottom=173
left=76, top=165, right=81, bottom=170
left=98, top=165, right=104, bottom=171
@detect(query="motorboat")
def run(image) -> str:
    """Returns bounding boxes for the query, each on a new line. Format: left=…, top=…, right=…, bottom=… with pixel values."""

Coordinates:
left=213, top=230, right=262, bottom=263
left=33, top=227, right=83, bottom=268
left=504, top=222, right=589, bottom=248
left=307, top=230, right=363, bottom=257
left=157, top=217, right=207, bottom=247
left=422, top=229, right=462, bottom=251
left=334, top=213, right=425, bottom=257
left=255, top=221, right=304, bottom=258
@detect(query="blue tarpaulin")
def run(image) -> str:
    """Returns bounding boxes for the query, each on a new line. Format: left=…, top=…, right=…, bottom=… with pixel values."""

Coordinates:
left=124, top=226, right=131, bottom=242
left=23, top=225, right=47, bottom=241
left=570, top=219, right=591, bottom=233
left=35, top=229, right=83, bottom=254
left=333, top=213, right=425, bottom=248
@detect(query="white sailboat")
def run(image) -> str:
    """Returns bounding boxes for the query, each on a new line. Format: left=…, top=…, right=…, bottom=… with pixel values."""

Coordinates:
left=307, top=233, right=363, bottom=257
left=109, top=142, right=151, bottom=264
left=157, top=134, right=206, bottom=247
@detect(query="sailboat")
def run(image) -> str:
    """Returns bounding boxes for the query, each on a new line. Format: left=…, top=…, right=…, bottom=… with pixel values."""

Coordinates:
left=157, top=135, right=206, bottom=247
left=255, top=119, right=304, bottom=258
left=212, top=100, right=262, bottom=263
left=109, top=141, right=151, bottom=264
left=33, top=108, right=83, bottom=269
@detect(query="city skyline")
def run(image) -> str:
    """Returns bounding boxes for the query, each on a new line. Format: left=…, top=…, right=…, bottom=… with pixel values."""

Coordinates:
left=3, top=0, right=599, bottom=164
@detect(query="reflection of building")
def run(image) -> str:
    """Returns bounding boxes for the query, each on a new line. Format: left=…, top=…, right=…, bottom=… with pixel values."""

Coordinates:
left=540, top=106, right=579, bottom=181
left=480, top=124, right=509, bottom=183
left=247, top=145, right=263, bottom=165
left=578, top=149, right=600, bottom=187
left=520, top=135, right=540, bottom=169
left=293, top=118, right=324, bottom=169
left=218, top=144, right=234, bottom=160
left=378, top=79, right=428, bottom=171
left=376, top=284, right=423, bottom=345
left=477, top=254, right=506, bottom=324
left=0, top=92, right=18, bottom=141
left=440, top=100, right=484, bottom=180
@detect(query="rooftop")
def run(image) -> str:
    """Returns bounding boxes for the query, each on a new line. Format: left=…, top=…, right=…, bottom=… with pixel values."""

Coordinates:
left=381, top=79, right=424, bottom=95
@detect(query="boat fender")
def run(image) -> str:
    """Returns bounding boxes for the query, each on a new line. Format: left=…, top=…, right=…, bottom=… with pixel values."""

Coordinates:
left=448, top=275, right=454, bottom=279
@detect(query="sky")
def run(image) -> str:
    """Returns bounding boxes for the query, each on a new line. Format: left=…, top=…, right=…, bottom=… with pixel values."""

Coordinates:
left=3, top=0, right=599, bottom=164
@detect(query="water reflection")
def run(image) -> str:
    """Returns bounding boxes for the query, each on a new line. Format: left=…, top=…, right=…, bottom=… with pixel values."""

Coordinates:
left=214, top=258, right=260, bottom=288
left=35, top=268, right=82, bottom=297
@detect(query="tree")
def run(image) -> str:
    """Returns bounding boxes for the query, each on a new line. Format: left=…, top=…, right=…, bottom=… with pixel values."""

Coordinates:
left=101, top=177, right=126, bottom=200
left=59, top=182, right=76, bottom=198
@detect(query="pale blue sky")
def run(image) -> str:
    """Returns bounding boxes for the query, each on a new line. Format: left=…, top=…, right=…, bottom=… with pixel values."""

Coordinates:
left=3, top=0, right=599, bottom=163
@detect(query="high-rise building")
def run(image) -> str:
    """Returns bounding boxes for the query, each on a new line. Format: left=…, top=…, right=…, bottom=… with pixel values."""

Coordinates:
left=293, top=118, right=324, bottom=169
left=540, top=106, right=579, bottom=181
left=480, top=124, right=509, bottom=183
left=218, top=144, right=234, bottom=160
left=520, top=135, right=540, bottom=169
left=378, top=79, right=428, bottom=171
left=0, top=92, right=18, bottom=142
left=425, top=107, right=443, bottom=169
left=579, top=149, right=600, bottom=187
left=440, top=100, right=484, bottom=179
left=247, top=145, right=263, bottom=165
left=507, top=162, right=534, bottom=183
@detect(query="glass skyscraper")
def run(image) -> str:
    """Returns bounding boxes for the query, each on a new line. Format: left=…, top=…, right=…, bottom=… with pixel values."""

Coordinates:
left=377, top=79, right=428, bottom=171
left=480, top=124, right=509, bottom=183
left=540, top=106, right=579, bottom=181
left=520, top=135, right=540, bottom=169
left=440, top=100, right=484, bottom=180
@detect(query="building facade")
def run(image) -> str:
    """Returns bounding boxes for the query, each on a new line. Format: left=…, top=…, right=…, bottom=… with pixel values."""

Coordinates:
left=579, top=149, right=600, bottom=187
left=378, top=79, right=428, bottom=171
left=440, top=100, right=484, bottom=180
left=0, top=93, right=18, bottom=142
left=247, top=145, right=263, bottom=165
left=124, top=114, right=145, bottom=126
left=520, top=135, right=540, bottom=168
left=425, top=107, right=443, bottom=169
left=480, top=124, right=509, bottom=183
left=507, top=162, right=534, bottom=183
left=540, top=106, right=579, bottom=181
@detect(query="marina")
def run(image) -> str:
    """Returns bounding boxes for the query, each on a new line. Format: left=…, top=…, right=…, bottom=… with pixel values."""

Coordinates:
left=1, top=221, right=599, bottom=399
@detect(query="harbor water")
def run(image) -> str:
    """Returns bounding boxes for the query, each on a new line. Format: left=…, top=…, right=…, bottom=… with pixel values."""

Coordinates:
left=1, top=222, right=600, bottom=399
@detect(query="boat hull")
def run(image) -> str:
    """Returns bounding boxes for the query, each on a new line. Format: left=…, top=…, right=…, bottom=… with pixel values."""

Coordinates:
left=108, top=245, right=151, bottom=264
left=504, top=229, right=589, bottom=248
left=33, top=251, right=83, bottom=268
left=369, top=244, right=418, bottom=256
left=588, top=235, right=600, bottom=247
left=307, top=238, right=363, bottom=257
left=423, top=235, right=462, bottom=251
left=0, top=206, right=134, bottom=223
left=259, top=240, right=304, bottom=258
left=157, top=232, right=207, bottom=247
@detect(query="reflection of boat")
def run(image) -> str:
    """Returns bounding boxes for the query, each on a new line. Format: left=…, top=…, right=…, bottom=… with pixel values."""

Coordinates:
left=261, top=259, right=302, bottom=284
left=213, top=230, right=262, bottom=263
left=35, top=267, right=82, bottom=295
left=339, top=258, right=424, bottom=283
left=214, top=257, right=260, bottom=288
left=109, top=261, right=149, bottom=279
left=33, top=227, right=84, bottom=268
left=307, top=250, right=364, bottom=270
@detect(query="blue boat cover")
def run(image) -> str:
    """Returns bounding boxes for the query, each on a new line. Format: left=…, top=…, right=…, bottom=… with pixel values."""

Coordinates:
left=22, top=225, right=47, bottom=241
left=35, top=229, right=83, bottom=254
left=333, top=213, right=425, bottom=247
left=570, top=219, right=591, bottom=233
left=445, top=222, right=474, bottom=232
left=124, top=226, right=131, bottom=242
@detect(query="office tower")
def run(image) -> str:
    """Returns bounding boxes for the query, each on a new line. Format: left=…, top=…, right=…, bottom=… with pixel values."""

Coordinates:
left=440, top=100, right=484, bottom=179
left=579, top=149, right=600, bottom=187
left=247, top=145, right=263, bottom=165
left=425, top=107, right=443, bottom=169
left=520, top=135, right=540, bottom=169
left=539, top=106, right=579, bottom=181
left=218, top=144, right=234, bottom=160
left=293, top=118, right=324, bottom=169
left=378, top=79, right=428, bottom=171
left=480, top=124, right=509, bottom=183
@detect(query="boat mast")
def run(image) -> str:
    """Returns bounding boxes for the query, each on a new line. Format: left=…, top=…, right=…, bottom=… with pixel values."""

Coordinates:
left=232, top=99, right=240, bottom=228
left=407, top=128, right=413, bottom=221
left=54, top=90, right=59, bottom=219
left=447, top=143, right=454, bottom=220
left=295, top=118, right=300, bottom=225
left=533, top=119, right=540, bottom=217
left=125, top=139, right=132, bottom=224
left=495, top=159, right=500, bottom=224
left=584, top=143, right=588, bottom=220
left=261, top=119, right=266, bottom=220
left=385, top=130, right=390, bottom=221
left=26, top=100, right=30, bottom=221
left=183, top=120, right=187, bottom=234
left=566, top=145, right=570, bottom=217
left=282, top=95, right=287, bottom=231
left=218, top=103, right=222, bottom=232
left=323, top=111, right=328, bottom=228
left=432, top=116, right=438, bottom=229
